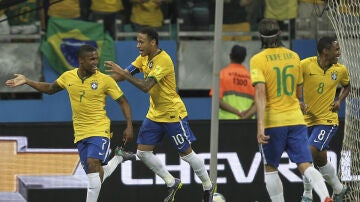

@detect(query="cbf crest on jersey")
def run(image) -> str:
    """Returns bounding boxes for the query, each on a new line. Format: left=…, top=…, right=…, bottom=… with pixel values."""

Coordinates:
left=331, top=71, right=338, bottom=80
left=91, top=80, right=98, bottom=90
left=149, top=61, right=153, bottom=69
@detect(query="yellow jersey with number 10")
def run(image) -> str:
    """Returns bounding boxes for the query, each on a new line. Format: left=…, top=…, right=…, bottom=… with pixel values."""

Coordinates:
left=132, top=50, right=188, bottom=122
left=250, top=47, right=305, bottom=128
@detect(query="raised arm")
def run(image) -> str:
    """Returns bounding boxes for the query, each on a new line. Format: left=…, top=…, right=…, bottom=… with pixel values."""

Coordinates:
left=5, top=74, right=63, bottom=94
left=105, top=61, right=156, bottom=93
left=115, top=95, right=134, bottom=144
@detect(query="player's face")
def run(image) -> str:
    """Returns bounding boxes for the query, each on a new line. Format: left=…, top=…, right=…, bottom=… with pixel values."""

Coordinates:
left=136, top=33, right=155, bottom=57
left=326, top=41, right=341, bottom=64
left=79, top=51, right=99, bottom=75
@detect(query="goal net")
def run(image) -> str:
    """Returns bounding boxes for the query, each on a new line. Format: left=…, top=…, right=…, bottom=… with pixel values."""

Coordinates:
left=326, top=1, right=360, bottom=201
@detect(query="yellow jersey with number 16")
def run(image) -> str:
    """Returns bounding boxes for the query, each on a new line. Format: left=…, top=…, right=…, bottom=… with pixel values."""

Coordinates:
left=250, top=47, right=305, bottom=128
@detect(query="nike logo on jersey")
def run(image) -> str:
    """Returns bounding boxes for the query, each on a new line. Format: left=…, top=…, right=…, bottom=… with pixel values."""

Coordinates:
left=309, top=73, right=316, bottom=76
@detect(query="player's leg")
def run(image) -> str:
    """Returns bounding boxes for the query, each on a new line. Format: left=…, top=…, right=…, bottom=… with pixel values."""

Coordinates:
left=261, top=127, right=288, bottom=202
left=308, top=125, right=348, bottom=201
left=136, top=118, right=180, bottom=202
left=287, top=125, right=332, bottom=202
left=102, top=141, right=136, bottom=181
left=165, top=117, right=214, bottom=202
left=77, top=137, right=109, bottom=202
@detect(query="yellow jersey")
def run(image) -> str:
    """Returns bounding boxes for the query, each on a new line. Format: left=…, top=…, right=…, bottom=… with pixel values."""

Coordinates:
left=132, top=50, right=187, bottom=122
left=56, top=69, right=124, bottom=143
left=250, top=47, right=305, bottom=128
left=301, top=56, right=350, bottom=126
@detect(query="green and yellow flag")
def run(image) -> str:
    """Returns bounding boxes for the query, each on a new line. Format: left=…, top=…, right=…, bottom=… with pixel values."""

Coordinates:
left=41, top=17, right=115, bottom=75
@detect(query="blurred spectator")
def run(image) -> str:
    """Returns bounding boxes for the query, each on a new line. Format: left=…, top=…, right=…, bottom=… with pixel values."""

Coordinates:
left=245, top=0, right=264, bottom=31
left=0, top=9, right=10, bottom=36
left=130, top=0, right=171, bottom=32
left=219, top=0, right=253, bottom=41
left=90, top=0, right=124, bottom=40
left=4, top=0, right=38, bottom=34
left=177, top=0, right=211, bottom=31
left=297, top=0, right=330, bottom=39
left=264, top=0, right=297, bottom=40
left=39, top=0, right=81, bottom=31
left=209, top=45, right=256, bottom=120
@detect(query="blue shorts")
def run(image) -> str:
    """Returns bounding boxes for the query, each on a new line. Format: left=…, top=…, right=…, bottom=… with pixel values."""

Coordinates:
left=76, top=136, right=111, bottom=173
left=261, top=125, right=313, bottom=168
left=308, top=125, right=338, bottom=151
left=137, top=117, right=197, bottom=153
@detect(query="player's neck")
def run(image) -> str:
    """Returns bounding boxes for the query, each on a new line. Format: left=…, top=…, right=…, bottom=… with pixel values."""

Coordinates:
left=148, top=48, right=162, bottom=61
left=317, top=56, right=331, bottom=71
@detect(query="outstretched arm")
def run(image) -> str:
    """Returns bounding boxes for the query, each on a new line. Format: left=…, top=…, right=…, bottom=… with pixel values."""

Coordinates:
left=116, top=95, right=134, bottom=144
left=5, top=74, right=63, bottom=94
left=104, top=61, right=156, bottom=93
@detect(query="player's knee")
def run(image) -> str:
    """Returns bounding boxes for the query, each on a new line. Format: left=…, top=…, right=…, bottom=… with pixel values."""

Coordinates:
left=136, top=149, right=152, bottom=160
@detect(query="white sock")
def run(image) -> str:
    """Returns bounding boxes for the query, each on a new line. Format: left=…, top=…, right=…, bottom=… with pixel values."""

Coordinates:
left=264, top=171, right=284, bottom=202
left=87, top=173, right=101, bottom=202
left=319, top=162, right=343, bottom=194
left=137, top=150, right=175, bottom=187
left=181, top=151, right=212, bottom=190
left=102, top=155, right=123, bottom=181
left=304, top=167, right=329, bottom=202
left=302, top=175, right=313, bottom=199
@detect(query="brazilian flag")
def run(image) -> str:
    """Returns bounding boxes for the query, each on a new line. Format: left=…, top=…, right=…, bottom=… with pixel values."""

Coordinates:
left=41, top=17, right=115, bottom=75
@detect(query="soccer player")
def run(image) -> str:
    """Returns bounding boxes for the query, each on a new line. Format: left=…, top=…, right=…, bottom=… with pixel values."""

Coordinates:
left=5, top=45, right=136, bottom=202
left=250, top=19, right=333, bottom=202
left=299, top=36, right=350, bottom=202
left=104, top=27, right=215, bottom=202
left=209, top=45, right=256, bottom=119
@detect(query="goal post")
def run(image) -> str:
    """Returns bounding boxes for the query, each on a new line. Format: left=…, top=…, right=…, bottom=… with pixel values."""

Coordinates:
left=326, top=1, right=360, bottom=201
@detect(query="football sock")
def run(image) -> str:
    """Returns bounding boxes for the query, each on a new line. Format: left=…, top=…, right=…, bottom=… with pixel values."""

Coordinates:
left=137, top=150, right=175, bottom=187
left=264, top=171, right=284, bottom=202
left=86, top=172, right=101, bottom=202
left=102, top=155, right=123, bottom=181
left=302, top=175, right=313, bottom=199
left=304, top=167, right=330, bottom=202
left=181, top=151, right=212, bottom=190
left=319, top=162, right=343, bottom=194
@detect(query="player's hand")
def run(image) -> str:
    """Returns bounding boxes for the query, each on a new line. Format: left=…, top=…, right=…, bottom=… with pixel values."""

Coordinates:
left=5, top=74, right=27, bottom=87
left=122, top=126, right=134, bottom=144
left=257, top=132, right=270, bottom=144
left=300, top=102, right=308, bottom=114
left=331, top=100, right=341, bottom=112
left=104, top=61, right=128, bottom=81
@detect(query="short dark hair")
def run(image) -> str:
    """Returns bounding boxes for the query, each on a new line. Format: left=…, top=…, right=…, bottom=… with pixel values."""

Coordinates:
left=258, top=19, right=282, bottom=48
left=317, top=36, right=337, bottom=55
left=78, top=44, right=97, bottom=58
left=139, top=27, right=159, bottom=45
left=230, top=45, right=246, bottom=63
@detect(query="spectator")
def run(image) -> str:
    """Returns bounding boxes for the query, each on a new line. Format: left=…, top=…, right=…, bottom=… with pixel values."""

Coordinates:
left=90, top=0, right=124, bottom=40
left=4, top=0, right=38, bottom=35
left=129, top=0, right=171, bottom=32
left=264, top=0, right=297, bottom=40
left=39, top=0, right=81, bottom=32
left=211, top=0, right=253, bottom=41
left=0, top=10, right=10, bottom=37
left=209, top=45, right=256, bottom=119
